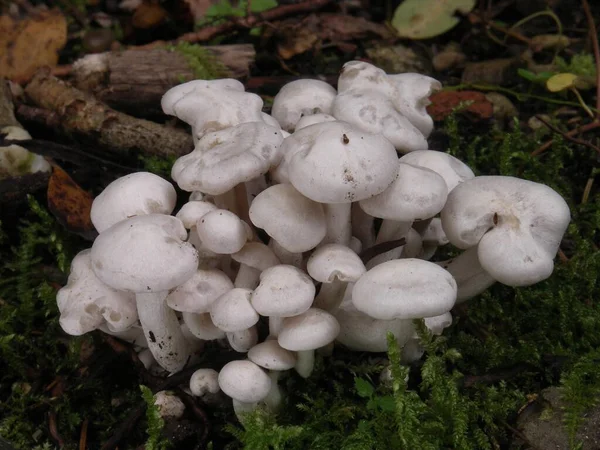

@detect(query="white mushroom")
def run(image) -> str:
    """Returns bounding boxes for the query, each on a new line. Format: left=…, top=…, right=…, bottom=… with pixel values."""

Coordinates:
left=154, top=391, right=185, bottom=419
left=166, top=269, right=233, bottom=313
left=251, top=265, right=315, bottom=337
left=352, top=259, right=457, bottom=320
left=57, top=249, right=137, bottom=335
left=90, top=214, right=198, bottom=372
left=441, top=176, right=571, bottom=286
left=195, top=209, right=250, bottom=254
left=437, top=247, right=496, bottom=302
left=306, top=244, right=366, bottom=311
left=231, top=242, right=280, bottom=289
left=190, top=368, right=221, bottom=404
left=218, top=360, right=272, bottom=421
left=90, top=172, right=177, bottom=233
left=399, top=150, right=475, bottom=192
left=277, top=308, right=340, bottom=378
left=271, top=79, right=337, bottom=132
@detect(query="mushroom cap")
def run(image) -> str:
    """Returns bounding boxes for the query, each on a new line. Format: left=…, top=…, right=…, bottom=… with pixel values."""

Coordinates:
left=189, top=368, right=220, bottom=397
left=154, top=391, right=185, bottom=419
left=261, top=112, right=281, bottom=129
left=295, top=113, right=337, bottom=131
left=210, top=288, right=259, bottom=332
left=271, top=79, right=337, bottom=132
left=281, top=121, right=399, bottom=203
left=399, top=150, right=475, bottom=192
left=218, top=360, right=272, bottom=403
left=278, top=308, right=340, bottom=351
left=57, top=249, right=137, bottom=335
left=175, top=201, right=218, bottom=229
left=227, top=327, right=259, bottom=353
left=421, top=218, right=449, bottom=246
left=359, top=163, right=448, bottom=221
left=166, top=269, right=234, bottom=313
left=231, top=242, right=280, bottom=271
left=171, top=122, right=284, bottom=194
left=91, top=214, right=198, bottom=293
left=251, top=265, right=315, bottom=317
left=195, top=209, right=249, bottom=254
left=437, top=247, right=496, bottom=302
left=337, top=61, right=393, bottom=95
left=441, top=176, right=571, bottom=286
left=248, top=340, right=297, bottom=371
left=335, top=307, right=415, bottom=352
left=352, top=259, right=457, bottom=320
left=388, top=73, right=441, bottom=137
left=161, top=79, right=264, bottom=137
left=182, top=312, right=226, bottom=341
left=249, top=184, right=326, bottom=252
left=90, top=172, right=177, bottom=233
left=306, top=244, right=366, bottom=283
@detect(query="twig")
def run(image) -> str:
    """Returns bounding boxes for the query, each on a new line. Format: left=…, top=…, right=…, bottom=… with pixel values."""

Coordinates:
left=79, top=419, right=88, bottom=450
left=468, top=12, right=532, bottom=46
left=176, top=0, right=334, bottom=43
left=532, top=120, right=600, bottom=156
left=100, top=405, right=145, bottom=450
left=581, top=0, right=600, bottom=114
left=359, top=238, right=407, bottom=264
left=174, top=388, right=210, bottom=446
left=48, top=412, right=65, bottom=448
left=533, top=115, right=600, bottom=155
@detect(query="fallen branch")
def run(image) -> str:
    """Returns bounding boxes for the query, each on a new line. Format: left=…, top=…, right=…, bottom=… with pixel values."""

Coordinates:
left=23, top=69, right=193, bottom=158
left=71, top=45, right=255, bottom=117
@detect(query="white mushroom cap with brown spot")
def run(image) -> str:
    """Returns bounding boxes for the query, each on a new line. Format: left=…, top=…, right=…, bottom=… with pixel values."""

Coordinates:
left=281, top=121, right=399, bottom=204
left=441, top=176, right=571, bottom=286
left=175, top=201, right=218, bottom=229
left=90, top=172, right=177, bottom=233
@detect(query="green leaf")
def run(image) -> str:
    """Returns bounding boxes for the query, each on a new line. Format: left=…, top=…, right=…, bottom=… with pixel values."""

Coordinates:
left=354, top=378, right=375, bottom=398
left=517, top=68, right=555, bottom=84
left=391, top=0, right=477, bottom=39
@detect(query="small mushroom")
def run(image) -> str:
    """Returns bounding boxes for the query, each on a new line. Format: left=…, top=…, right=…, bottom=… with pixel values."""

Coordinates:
left=218, top=360, right=272, bottom=421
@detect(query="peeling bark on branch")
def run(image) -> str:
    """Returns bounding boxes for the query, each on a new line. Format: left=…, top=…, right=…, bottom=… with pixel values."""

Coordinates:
left=24, top=69, right=193, bottom=158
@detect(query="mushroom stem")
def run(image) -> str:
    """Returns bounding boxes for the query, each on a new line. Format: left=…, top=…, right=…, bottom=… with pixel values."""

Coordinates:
left=351, top=204, right=375, bottom=249
left=322, top=203, right=352, bottom=246
left=269, top=316, right=283, bottom=338
left=232, top=399, right=259, bottom=423
left=295, top=350, right=315, bottom=378
left=182, top=312, right=226, bottom=341
left=234, top=264, right=261, bottom=289
left=263, top=371, right=283, bottom=412
left=213, top=189, right=238, bottom=215
left=313, top=279, right=346, bottom=311
left=268, top=239, right=303, bottom=268
left=244, top=176, right=268, bottom=204
left=136, top=291, right=191, bottom=373
left=376, top=220, right=413, bottom=244
left=438, top=247, right=496, bottom=303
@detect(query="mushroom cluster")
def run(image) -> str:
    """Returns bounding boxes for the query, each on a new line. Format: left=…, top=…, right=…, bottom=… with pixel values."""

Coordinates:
left=56, top=61, right=571, bottom=421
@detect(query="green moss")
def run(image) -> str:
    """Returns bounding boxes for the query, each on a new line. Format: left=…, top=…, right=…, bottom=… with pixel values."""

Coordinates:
left=168, top=42, right=229, bottom=81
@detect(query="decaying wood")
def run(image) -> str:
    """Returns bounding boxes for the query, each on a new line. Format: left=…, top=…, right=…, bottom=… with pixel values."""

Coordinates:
left=0, top=79, right=50, bottom=205
left=72, top=45, right=255, bottom=117
left=23, top=69, right=193, bottom=158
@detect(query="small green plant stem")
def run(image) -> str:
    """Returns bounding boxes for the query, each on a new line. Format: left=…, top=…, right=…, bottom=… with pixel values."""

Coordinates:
left=571, top=87, right=595, bottom=118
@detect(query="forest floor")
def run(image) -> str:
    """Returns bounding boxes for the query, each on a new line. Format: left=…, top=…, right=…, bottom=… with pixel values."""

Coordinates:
left=0, top=0, right=599, bottom=449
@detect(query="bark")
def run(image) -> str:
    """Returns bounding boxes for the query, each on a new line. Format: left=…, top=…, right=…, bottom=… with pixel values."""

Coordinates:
left=72, top=45, right=255, bottom=117
left=24, top=69, right=193, bottom=158
left=0, top=79, right=49, bottom=205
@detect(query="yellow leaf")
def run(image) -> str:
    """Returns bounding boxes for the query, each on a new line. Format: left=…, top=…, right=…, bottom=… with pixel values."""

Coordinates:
left=546, top=73, right=578, bottom=92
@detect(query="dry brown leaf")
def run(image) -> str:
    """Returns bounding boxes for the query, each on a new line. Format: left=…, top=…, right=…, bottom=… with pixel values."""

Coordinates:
left=427, top=91, right=494, bottom=122
left=0, top=9, right=67, bottom=83
left=132, top=2, right=168, bottom=29
left=276, top=13, right=392, bottom=60
left=47, top=164, right=96, bottom=238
